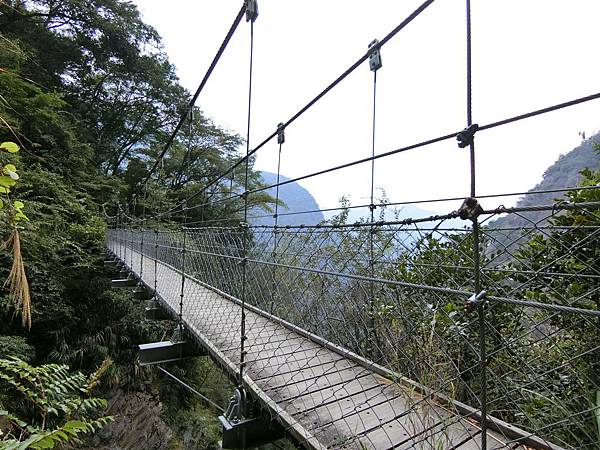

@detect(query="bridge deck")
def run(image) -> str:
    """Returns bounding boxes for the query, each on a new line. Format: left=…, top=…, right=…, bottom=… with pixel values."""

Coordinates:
left=109, top=242, right=531, bottom=450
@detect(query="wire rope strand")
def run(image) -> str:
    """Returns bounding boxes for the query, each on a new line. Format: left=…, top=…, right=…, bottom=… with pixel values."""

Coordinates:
left=271, top=126, right=284, bottom=315
left=368, top=68, right=378, bottom=360
left=136, top=4, right=246, bottom=194
left=156, top=366, right=225, bottom=413
left=239, top=16, right=255, bottom=386
left=158, top=0, right=437, bottom=217
left=464, top=0, right=488, bottom=444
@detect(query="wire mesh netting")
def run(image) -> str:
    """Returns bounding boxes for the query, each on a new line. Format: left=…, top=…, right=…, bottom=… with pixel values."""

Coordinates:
left=102, top=0, right=600, bottom=447
left=107, top=191, right=600, bottom=449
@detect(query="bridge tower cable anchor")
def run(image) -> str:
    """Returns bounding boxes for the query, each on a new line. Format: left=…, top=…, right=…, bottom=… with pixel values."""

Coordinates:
left=219, top=387, right=284, bottom=449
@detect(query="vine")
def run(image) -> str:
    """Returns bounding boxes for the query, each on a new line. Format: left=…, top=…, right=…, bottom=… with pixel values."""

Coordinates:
left=0, top=141, right=30, bottom=329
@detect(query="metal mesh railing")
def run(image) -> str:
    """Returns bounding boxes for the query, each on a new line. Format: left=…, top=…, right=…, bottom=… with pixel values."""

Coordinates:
left=103, top=0, right=600, bottom=447
left=107, top=193, right=600, bottom=449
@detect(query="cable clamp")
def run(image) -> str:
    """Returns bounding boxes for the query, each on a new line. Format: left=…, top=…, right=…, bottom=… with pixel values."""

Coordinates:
left=368, top=39, right=382, bottom=72
left=456, top=123, right=479, bottom=148
left=245, top=0, right=258, bottom=22
left=465, top=290, right=487, bottom=313
left=277, top=122, right=285, bottom=144
left=457, top=197, right=483, bottom=220
left=239, top=221, right=249, bottom=229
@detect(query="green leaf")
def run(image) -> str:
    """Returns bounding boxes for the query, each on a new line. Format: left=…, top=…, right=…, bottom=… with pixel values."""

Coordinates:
left=5, top=168, right=19, bottom=180
left=0, top=142, right=19, bottom=153
left=0, top=176, right=17, bottom=187
left=14, top=211, right=29, bottom=223
left=14, top=200, right=24, bottom=210
left=0, top=186, right=9, bottom=193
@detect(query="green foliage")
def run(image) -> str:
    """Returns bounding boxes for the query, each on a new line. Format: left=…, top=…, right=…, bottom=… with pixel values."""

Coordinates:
left=0, top=337, right=34, bottom=363
left=0, top=357, right=114, bottom=448
left=157, top=358, right=232, bottom=450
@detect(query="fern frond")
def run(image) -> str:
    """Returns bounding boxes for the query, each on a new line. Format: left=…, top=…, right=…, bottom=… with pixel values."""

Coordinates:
left=83, top=356, right=112, bottom=394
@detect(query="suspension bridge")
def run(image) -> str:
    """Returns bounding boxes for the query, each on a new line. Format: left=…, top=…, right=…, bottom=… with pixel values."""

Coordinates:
left=104, top=1, right=600, bottom=449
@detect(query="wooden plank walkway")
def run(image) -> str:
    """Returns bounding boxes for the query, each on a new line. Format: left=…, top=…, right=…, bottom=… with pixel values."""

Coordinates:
left=108, top=239, right=544, bottom=450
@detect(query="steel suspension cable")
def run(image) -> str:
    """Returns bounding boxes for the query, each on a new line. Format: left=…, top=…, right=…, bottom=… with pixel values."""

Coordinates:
left=368, top=42, right=381, bottom=360
left=134, top=3, right=246, bottom=196
left=239, top=13, right=256, bottom=386
left=156, top=366, right=225, bottom=413
left=158, top=0, right=437, bottom=217
left=464, top=0, right=488, bottom=444
left=270, top=123, right=285, bottom=315
left=149, top=86, right=600, bottom=223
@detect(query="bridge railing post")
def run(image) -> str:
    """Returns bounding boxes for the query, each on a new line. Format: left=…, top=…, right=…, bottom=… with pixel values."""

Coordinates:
left=179, top=225, right=187, bottom=325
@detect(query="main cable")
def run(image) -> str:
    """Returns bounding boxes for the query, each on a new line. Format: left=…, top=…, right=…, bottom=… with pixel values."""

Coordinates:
left=134, top=3, right=246, bottom=196
left=239, top=12, right=256, bottom=386
left=160, top=0, right=437, bottom=216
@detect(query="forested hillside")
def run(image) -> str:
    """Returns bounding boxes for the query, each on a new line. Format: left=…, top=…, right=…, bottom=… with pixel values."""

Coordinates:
left=250, top=171, right=324, bottom=226
left=490, top=133, right=599, bottom=229
left=0, top=1, right=270, bottom=447
left=1, top=2, right=599, bottom=449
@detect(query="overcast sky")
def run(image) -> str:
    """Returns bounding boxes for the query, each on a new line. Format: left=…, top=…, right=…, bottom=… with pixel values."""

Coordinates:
left=133, top=0, right=600, bottom=217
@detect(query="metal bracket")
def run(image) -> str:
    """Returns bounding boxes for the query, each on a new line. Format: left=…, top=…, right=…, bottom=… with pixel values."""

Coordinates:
left=277, top=122, right=285, bottom=145
left=117, top=268, right=130, bottom=279
left=133, top=283, right=154, bottom=300
left=457, top=197, right=483, bottom=220
left=245, top=0, right=258, bottom=22
left=456, top=123, right=479, bottom=148
left=144, top=300, right=172, bottom=320
left=171, top=323, right=186, bottom=343
left=219, top=388, right=283, bottom=449
left=368, top=39, right=382, bottom=72
left=465, top=290, right=487, bottom=313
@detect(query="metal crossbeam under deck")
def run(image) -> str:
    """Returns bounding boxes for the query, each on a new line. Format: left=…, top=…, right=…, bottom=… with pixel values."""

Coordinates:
left=108, top=239, right=562, bottom=450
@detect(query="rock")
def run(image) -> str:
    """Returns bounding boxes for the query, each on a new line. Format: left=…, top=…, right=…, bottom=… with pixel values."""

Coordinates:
left=81, top=390, right=174, bottom=450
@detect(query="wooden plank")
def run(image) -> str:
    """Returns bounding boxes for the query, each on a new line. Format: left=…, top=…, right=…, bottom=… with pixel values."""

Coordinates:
left=285, top=378, right=385, bottom=416
left=254, top=357, right=360, bottom=393
left=247, top=351, right=347, bottom=387
left=265, top=366, right=372, bottom=403
left=251, top=353, right=350, bottom=382
left=233, top=337, right=323, bottom=363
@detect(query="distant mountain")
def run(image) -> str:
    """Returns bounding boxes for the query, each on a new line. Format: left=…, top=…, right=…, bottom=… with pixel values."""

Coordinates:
left=249, top=172, right=324, bottom=226
left=490, top=134, right=599, bottom=228
left=487, top=133, right=599, bottom=255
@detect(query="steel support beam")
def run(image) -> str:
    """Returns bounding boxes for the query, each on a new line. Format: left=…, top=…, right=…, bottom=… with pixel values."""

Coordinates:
left=144, top=305, right=172, bottom=320
left=111, top=278, right=137, bottom=288
left=138, top=341, right=205, bottom=366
